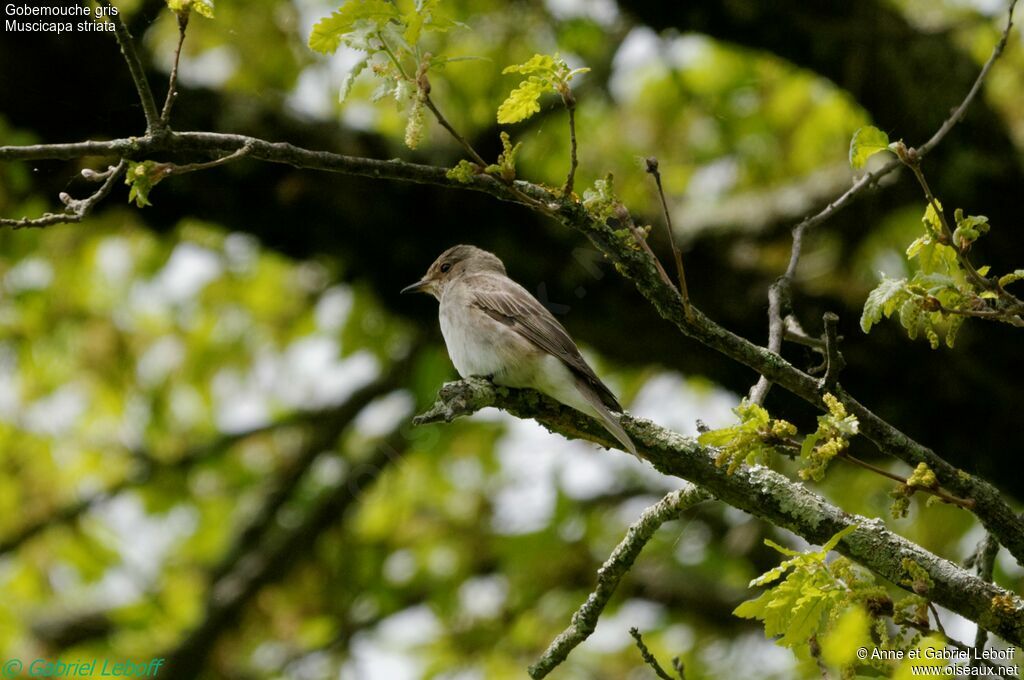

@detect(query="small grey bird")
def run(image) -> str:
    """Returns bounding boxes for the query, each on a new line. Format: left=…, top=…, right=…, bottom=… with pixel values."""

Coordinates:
left=402, top=244, right=638, bottom=458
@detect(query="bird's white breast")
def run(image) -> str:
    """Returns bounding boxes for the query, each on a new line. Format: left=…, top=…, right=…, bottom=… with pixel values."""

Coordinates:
left=438, top=281, right=540, bottom=384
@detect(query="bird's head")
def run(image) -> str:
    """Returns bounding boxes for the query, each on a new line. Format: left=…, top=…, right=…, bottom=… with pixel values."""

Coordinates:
left=401, top=244, right=506, bottom=299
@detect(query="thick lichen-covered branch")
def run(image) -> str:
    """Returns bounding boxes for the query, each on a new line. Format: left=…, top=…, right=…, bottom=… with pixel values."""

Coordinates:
left=415, top=378, right=1024, bottom=646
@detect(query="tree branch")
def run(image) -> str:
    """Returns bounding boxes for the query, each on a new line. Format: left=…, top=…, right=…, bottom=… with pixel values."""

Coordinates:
left=414, top=378, right=1024, bottom=646
left=646, top=156, right=693, bottom=322
left=99, top=0, right=163, bottom=133
left=527, top=485, right=711, bottom=678
left=819, top=312, right=845, bottom=392
left=0, top=160, right=126, bottom=228
left=628, top=628, right=678, bottom=680
left=971, top=532, right=1001, bottom=665
left=916, top=0, right=1018, bottom=158
left=563, top=97, right=579, bottom=195
left=161, top=9, right=190, bottom=126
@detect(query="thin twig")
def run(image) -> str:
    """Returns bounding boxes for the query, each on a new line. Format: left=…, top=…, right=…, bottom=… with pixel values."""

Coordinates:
left=563, top=99, right=578, bottom=195
left=528, top=486, right=711, bottom=679
left=916, top=0, right=1018, bottom=158
left=928, top=602, right=949, bottom=638
left=161, top=10, right=190, bottom=126
left=905, top=160, right=992, bottom=288
left=0, top=160, right=126, bottom=229
left=838, top=452, right=974, bottom=509
left=819, top=312, right=845, bottom=392
left=809, top=635, right=832, bottom=680
left=749, top=281, right=784, bottom=404
left=783, top=315, right=826, bottom=351
left=934, top=300, right=1024, bottom=327
left=971, top=533, right=1000, bottom=666
left=158, top=141, right=255, bottom=176
left=645, top=157, right=693, bottom=322
left=99, top=0, right=163, bottom=133
left=422, top=95, right=489, bottom=167
left=629, top=628, right=675, bottom=680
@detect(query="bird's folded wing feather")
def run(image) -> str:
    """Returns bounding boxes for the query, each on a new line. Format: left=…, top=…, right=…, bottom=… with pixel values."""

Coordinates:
left=470, top=282, right=623, bottom=412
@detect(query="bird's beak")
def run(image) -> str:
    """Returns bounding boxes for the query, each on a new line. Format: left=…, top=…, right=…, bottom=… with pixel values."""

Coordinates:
left=400, top=278, right=432, bottom=295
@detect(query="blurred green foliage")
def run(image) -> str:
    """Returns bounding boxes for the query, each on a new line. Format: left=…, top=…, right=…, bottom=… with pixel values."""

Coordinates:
left=1, top=0, right=1022, bottom=678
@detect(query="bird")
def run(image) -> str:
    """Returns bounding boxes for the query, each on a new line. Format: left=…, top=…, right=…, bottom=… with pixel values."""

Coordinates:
left=401, top=244, right=638, bottom=458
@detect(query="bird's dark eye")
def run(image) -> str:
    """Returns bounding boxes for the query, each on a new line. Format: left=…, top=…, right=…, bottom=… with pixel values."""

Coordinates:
left=440, top=262, right=452, bottom=273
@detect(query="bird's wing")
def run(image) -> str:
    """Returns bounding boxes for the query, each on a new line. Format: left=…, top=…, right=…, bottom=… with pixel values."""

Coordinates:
left=470, top=279, right=623, bottom=412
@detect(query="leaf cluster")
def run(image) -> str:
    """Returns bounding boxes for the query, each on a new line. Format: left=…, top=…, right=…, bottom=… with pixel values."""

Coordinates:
left=798, top=393, right=858, bottom=482
left=733, top=526, right=859, bottom=649
left=698, top=399, right=797, bottom=474
left=852, top=125, right=1024, bottom=345
left=124, top=160, right=170, bottom=208
left=737, top=528, right=956, bottom=678
left=309, top=0, right=465, bottom=149
left=497, top=53, right=589, bottom=124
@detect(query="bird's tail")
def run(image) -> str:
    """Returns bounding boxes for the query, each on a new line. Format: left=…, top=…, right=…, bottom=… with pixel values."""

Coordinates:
left=575, top=378, right=640, bottom=460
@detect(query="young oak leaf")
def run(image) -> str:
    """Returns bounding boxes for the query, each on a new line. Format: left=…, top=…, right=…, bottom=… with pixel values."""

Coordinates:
left=497, top=53, right=589, bottom=124
left=309, top=0, right=400, bottom=54
left=502, top=53, right=556, bottom=76
left=496, top=77, right=546, bottom=124
left=734, top=526, right=857, bottom=649
left=849, top=125, right=892, bottom=169
left=999, top=269, right=1024, bottom=288
left=860, top=276, right=909, bottom=333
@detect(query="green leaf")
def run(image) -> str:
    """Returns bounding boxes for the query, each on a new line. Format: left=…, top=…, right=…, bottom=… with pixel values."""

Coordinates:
left=697, top=426, right=742, bottom=448
left=566, top=67, right=591, bottom=81
left=921, top=200, right=944, bottom=236
left=905, top=234, right=931, bottom=260
left=308, top=0, right=400, bottom=54
left=763, top=539, right=803, bottom=559
left=999, top=269, right=1024, bottom=288
left=849, top=125, right=891, bottom=169
left=819, top=524, right=856, bottom=554
left=338, top=57, right=369, bottom=103
left=502, top=53, right=557, bottom=76
left=403, top=0, right=440, bottom=45
left=124, top=160, right=166, bottom=208
left=497, top=77, right=546, bottom=124
left=860, top=276, right=908, bottom=333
